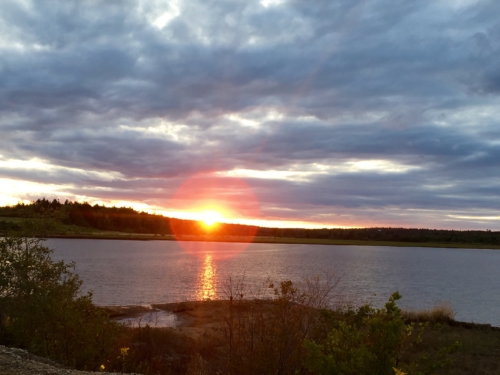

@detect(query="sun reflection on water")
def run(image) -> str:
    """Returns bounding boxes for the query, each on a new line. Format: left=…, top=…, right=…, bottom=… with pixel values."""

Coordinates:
left=197, top=253, right=217, bottom=300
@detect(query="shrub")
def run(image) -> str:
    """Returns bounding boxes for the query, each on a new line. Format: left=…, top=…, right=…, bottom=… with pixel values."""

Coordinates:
left=199, top=273, right=340, bottom=375
left=110, top=325, right=194, bottom=375
left=303, top=292, right=415, bottom=375
left=0, top=219, right=121, bottom=370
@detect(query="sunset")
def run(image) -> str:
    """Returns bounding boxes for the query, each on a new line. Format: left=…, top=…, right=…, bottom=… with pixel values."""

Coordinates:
left=2, top=1, right=500, bottom=373
left=1, top=0, right=500, bottom=230
left=200, top=210, right=223, bottom=228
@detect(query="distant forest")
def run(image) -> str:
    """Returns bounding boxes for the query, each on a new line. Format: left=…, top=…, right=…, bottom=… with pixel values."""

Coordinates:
left=1, top=198, right=500, bottom=245
left=0, top=198, right=257, bottom=237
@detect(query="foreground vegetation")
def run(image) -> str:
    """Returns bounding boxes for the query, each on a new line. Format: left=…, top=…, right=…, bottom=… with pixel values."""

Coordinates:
left=2, top=198, right=500, bottom=248
left=1, top=219, right=500, bottom=374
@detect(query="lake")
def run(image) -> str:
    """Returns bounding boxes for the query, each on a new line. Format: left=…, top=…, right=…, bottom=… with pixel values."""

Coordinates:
left=47, top=238, right=500, bottom=326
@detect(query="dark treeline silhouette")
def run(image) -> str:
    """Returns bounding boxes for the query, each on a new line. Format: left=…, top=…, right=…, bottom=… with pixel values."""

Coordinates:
left=0, top=198, right=170, bottom=234
left=256, top=226, right=500, bottom=244
left=1, top=198, right=500, bottom=244
left=0, top=198, right=258, bottom=237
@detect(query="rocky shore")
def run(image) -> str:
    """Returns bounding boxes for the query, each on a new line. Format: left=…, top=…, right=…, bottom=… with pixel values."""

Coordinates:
left=0, top=345, right=141, bottom=375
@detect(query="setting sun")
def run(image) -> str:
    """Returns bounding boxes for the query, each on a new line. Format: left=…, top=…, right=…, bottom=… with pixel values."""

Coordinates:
left=200, top=210, right=223, bottom=227
left=169, top=173, right=261, bottom=259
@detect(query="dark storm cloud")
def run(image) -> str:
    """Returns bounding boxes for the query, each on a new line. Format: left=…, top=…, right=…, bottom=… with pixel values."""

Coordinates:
left=1, top=0, right=500, bottom=229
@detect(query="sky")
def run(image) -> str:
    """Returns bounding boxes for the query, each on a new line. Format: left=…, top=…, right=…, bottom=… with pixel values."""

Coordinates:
left=1, top=0, right=500, bottom=230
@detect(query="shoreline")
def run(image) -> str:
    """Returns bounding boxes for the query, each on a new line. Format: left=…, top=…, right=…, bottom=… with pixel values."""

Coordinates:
left=102, top=300, right=500, bottom=330
left=40, top=233, right=500, bottom=250
left=2, top=300, right=500, bottom=375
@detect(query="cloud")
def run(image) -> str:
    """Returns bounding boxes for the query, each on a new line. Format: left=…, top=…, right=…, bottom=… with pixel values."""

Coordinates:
left=1, top=0, right=500, bottom=229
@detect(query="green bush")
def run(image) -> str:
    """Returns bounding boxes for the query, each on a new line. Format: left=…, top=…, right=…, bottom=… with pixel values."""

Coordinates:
left=110, top=326, right=194, bottom=375
left=0, top=219, right=121, bottom=370
left=304, top=292, right=414, bottom=375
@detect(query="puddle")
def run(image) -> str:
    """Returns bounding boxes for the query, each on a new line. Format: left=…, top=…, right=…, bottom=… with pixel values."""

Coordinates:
left=115, top=310, right=179, bottom=328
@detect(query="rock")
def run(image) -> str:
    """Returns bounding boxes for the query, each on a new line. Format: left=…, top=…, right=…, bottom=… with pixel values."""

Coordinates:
left=0, top=345, right=141, bottom=375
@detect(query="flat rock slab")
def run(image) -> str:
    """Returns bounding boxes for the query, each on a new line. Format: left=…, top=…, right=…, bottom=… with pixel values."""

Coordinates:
left=0, top=345, right=139, bottom=375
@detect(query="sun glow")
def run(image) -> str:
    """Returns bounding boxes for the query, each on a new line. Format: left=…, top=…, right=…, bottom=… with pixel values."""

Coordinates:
left=169, top=173, right=261, bottom=259
left=200, top=210, right=223, bottom=228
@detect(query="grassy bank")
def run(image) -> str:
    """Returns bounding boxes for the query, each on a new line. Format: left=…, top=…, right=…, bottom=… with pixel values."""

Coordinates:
left=41, top=232, right=500, bottom=250
left=254, top=236, right=500, bottom=249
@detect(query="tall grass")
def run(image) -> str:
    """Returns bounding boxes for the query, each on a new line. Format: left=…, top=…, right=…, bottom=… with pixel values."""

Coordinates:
left=403, top=302, right=456, bottom=324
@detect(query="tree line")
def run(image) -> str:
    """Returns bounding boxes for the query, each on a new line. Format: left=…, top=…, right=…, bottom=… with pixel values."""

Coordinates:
left=256, top=226, right=500, bottom=245
left=1, top=198, right=500, bottom=245
left=0, top=198, right=258, bottom=237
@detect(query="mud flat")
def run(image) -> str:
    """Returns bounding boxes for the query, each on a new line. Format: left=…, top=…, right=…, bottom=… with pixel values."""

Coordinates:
left=103, top=299, right=276, bottom=340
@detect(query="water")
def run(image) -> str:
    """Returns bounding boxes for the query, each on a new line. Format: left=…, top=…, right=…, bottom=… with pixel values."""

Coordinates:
left=117, top=309, right=180, bottom=328
left=47, top=239, right=500, bottom=326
